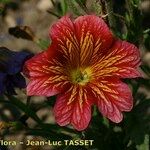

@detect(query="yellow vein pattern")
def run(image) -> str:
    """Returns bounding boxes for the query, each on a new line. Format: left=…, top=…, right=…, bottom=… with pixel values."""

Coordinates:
left=80, top=31, right=94, bottom=66
left=67, top=85, right=88, bottom=109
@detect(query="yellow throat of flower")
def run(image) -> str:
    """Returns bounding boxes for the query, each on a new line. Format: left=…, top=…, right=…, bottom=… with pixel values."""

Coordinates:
left=71, top=67, right=92, bottom=86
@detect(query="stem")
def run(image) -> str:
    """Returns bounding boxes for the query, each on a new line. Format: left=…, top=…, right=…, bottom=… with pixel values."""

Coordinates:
left=113, top=13, right=125, bottom=21
left=105, top=0, right=116, bottom=32
left=125, top=0, right=132, bottom=18
left=51, top=0, right=55, bottom=6
left=99, top=0, right=107, bottom=16
left=26, top=96, right=31, bottom=106
left=47, top=10, right=61, bottom=18
left=76, top=0, right=89, bottom=14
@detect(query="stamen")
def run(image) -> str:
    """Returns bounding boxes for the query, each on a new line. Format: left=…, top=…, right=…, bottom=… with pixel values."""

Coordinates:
left=71, top=67, right=92, bottom=86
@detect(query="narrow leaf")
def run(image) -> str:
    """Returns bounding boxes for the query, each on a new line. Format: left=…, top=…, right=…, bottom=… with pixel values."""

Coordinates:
left=6, top=95, right=42, bottom=124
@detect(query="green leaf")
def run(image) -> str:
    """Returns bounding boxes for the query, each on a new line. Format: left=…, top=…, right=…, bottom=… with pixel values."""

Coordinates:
left=136, top=135, right=149, bottom=150
left=6, top=95, right=42, bottom=124
left=0, top=7, right=4, bottom=14
left=41, top=123, right=77, bottom=133
left=66, top=0, right=83, bottom=16
left=36, top=39, right=50, bottom=50
left=91, top=0, right=101, bottom=15
left=75, top=0, right=87, bottom=6
left=103, top=117, right=109, bottom=128
left=125, top=0, right=143, bottom=45
left=74, top=0, right=88, bottom=14
left=60, top=0, right=68, bottom=15
left=125, top=99, right=150, bottom=145
left=143, top=31, right=150, bottom=50
left=141, top=65, right=150, bottom=77
left=0, top=0, right=11, bottom=4
left=26, top=129, right=71, bottom=141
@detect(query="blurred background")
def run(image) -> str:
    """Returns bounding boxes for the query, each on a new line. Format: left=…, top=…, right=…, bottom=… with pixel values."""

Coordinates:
left=0, top=0, right=150, bottom=150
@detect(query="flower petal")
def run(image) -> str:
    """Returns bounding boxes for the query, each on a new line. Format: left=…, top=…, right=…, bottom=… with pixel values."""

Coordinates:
left=49, top=16, right=80, bottom=68
left=49, top=15, right=113, bottom=68
left=92, top=40, right=141, bottom=79
left=24, top=47, right=69, bottom=96
left=89, top=78, right=133, bottom=123
left=4, top=73, right=26, bottom=95
left=0, top=47, right=33, bottom=74
left=9, top=73, right=26, bottom=88
left=54, top=85, right=92, bottom=131
left=74, top=15, right=113, bottom=66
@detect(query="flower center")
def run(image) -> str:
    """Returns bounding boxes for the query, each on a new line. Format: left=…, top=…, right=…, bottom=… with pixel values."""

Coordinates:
left=71, top=67, right=92, bottom=86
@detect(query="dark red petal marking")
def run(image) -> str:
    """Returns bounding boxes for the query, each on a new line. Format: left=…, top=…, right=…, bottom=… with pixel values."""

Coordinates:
left=49, top=15, right=113, bottom=68
left=49, top=16, right=80, bottom=68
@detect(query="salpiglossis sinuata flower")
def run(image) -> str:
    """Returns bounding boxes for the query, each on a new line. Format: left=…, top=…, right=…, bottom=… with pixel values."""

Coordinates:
left=24, top=15, right=141, bottom=131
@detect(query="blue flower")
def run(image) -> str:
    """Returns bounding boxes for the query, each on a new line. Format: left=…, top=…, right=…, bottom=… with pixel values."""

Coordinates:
left=0, top=47, right=33, bottom=95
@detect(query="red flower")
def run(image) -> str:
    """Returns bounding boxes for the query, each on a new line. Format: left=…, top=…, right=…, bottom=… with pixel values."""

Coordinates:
left=24, top=15, right=141, bottom=131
